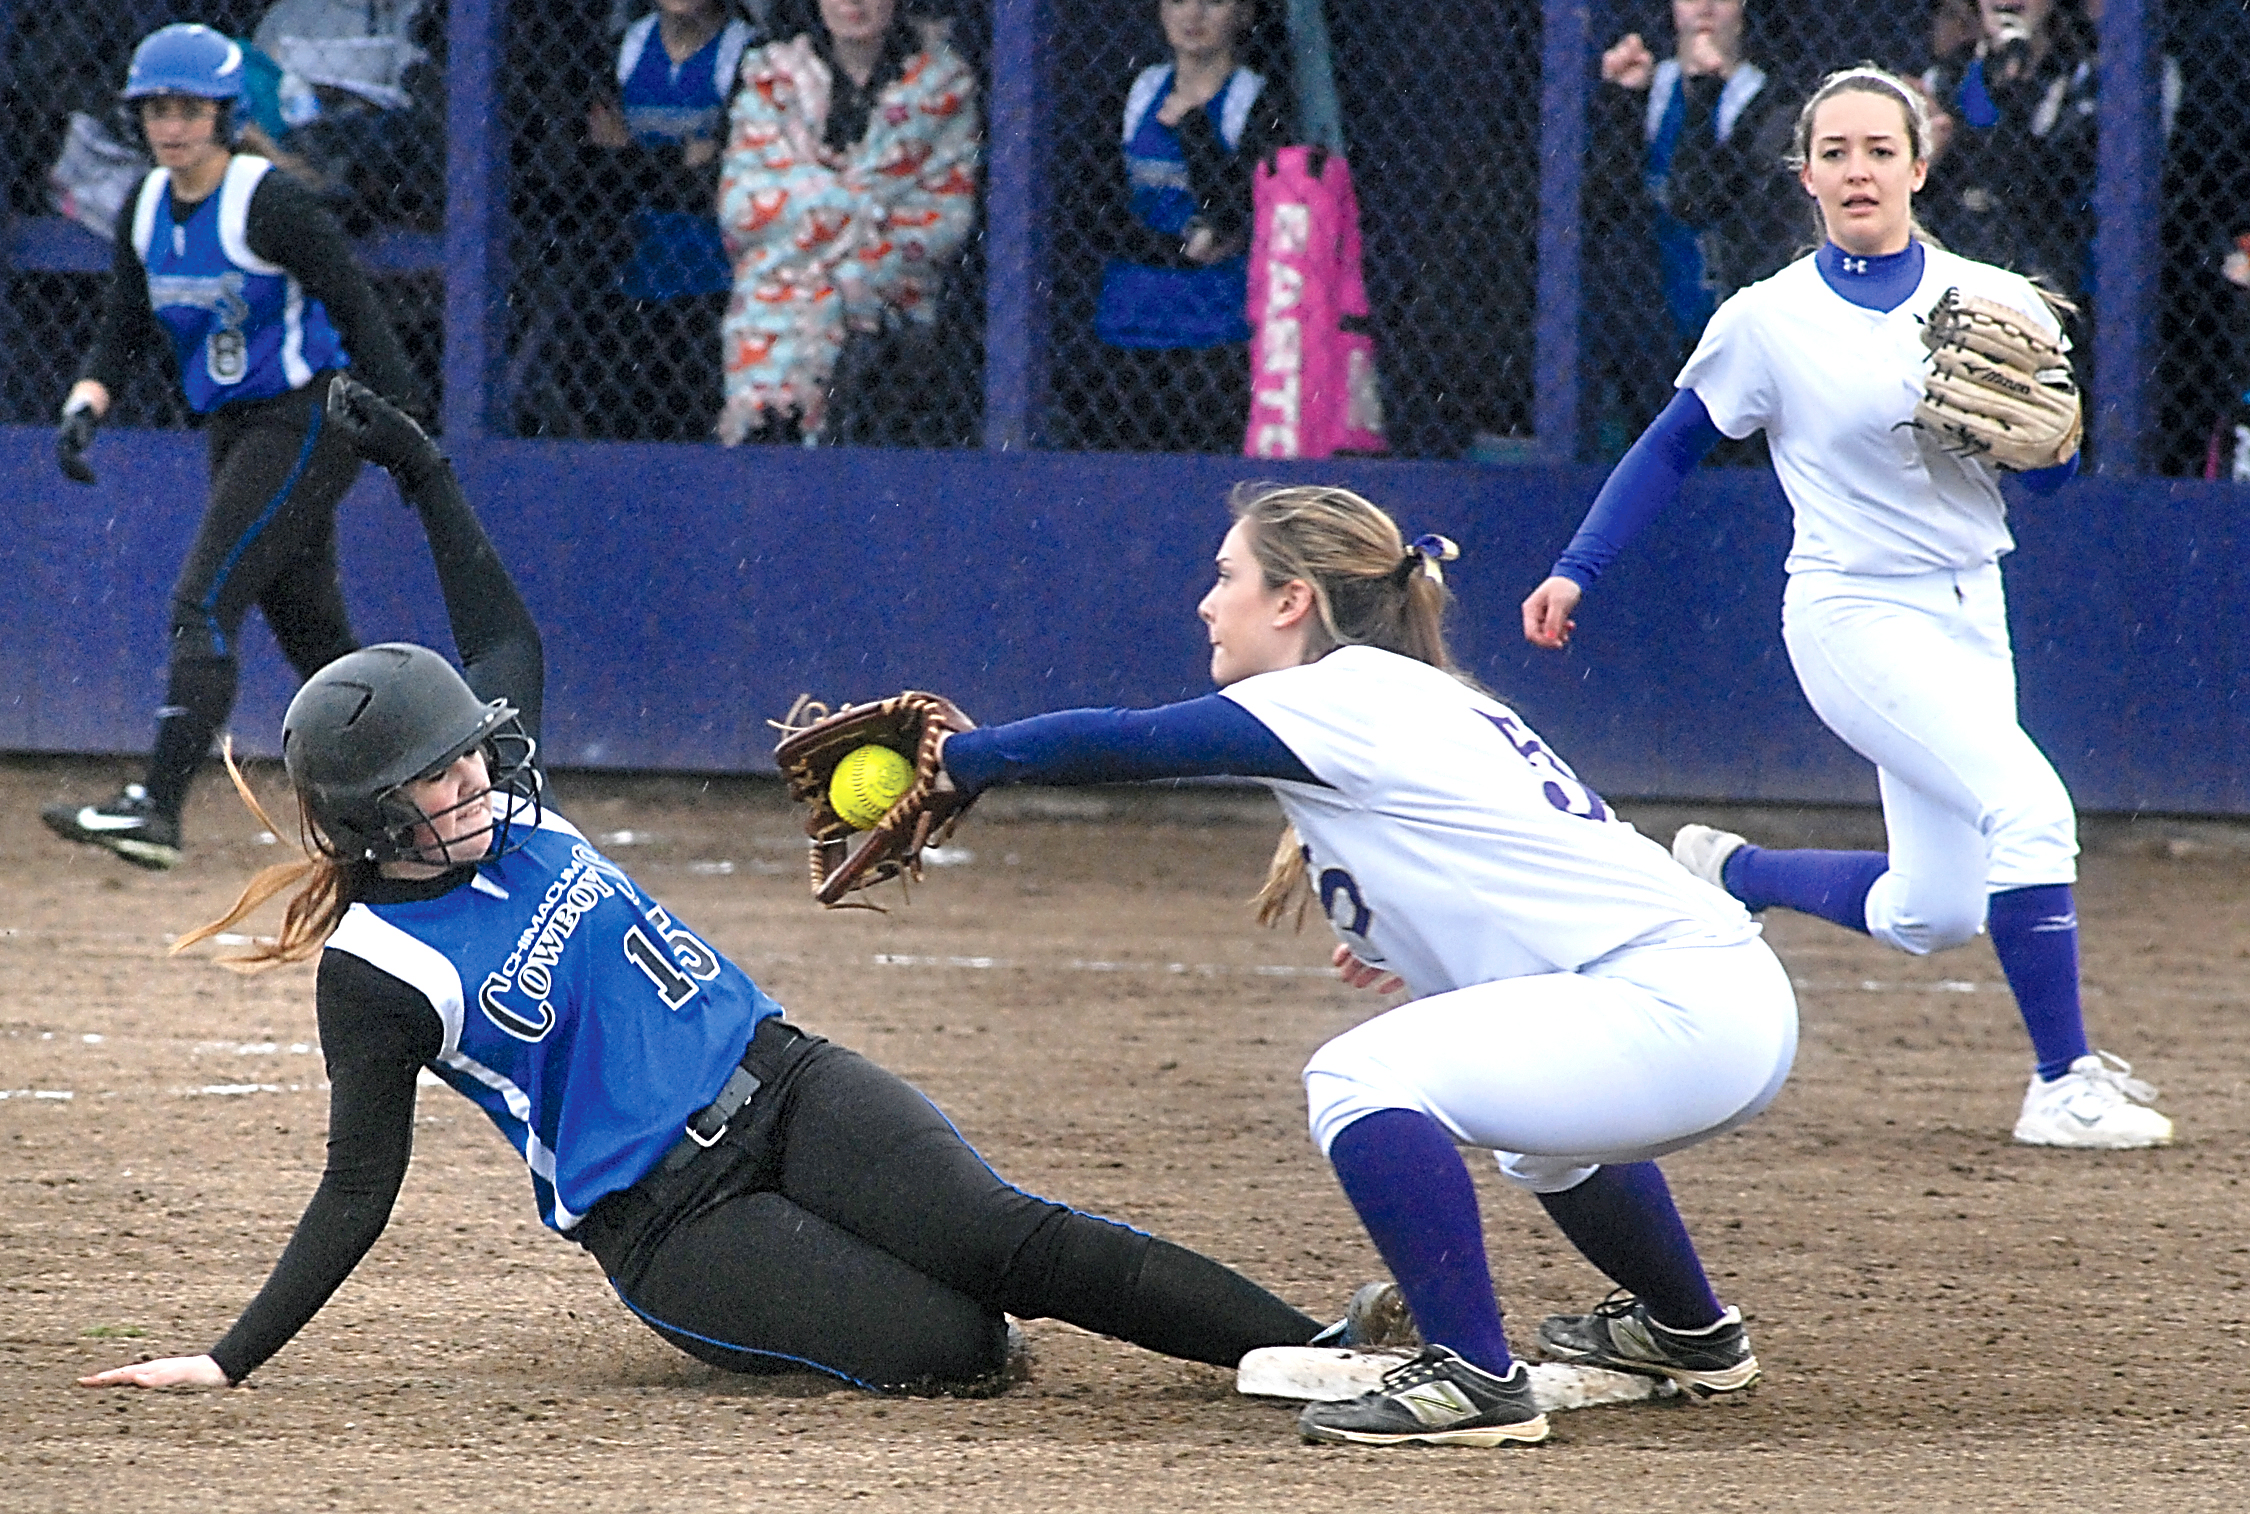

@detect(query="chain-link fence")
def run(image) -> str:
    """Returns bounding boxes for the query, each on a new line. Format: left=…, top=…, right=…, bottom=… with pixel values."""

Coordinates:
left=500, top=0, right=988, bottom=445
left=2154, top=3, right=2250, bottom=479
left=1, top=2, right=446, bottom=428
left=3, top=2, right=2244, bottom=472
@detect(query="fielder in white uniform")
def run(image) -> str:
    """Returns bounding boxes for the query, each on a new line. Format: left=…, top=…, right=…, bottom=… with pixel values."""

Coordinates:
left=1522, top=65, right=2171, bottom=1150
left=938, top=482, right=1798, bottom=1449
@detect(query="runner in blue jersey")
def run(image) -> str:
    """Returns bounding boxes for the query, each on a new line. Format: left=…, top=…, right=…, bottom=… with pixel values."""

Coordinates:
left=76, top=377, right=1330, bottom=1397
left=45, top=24, right=421, bottom=872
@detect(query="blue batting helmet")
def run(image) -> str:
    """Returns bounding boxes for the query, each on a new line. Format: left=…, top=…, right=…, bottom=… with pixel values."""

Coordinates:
left=123, top=23, right=249, bottom=105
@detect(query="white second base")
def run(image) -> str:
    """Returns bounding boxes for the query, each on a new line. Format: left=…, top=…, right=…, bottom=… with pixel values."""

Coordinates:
left=1236, top=1347, right=1678, bottom=1411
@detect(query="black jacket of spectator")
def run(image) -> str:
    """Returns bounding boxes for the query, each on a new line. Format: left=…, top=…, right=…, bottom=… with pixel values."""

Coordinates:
left=1921, top=39, right=2102, bottom=306
left=1661, top=69, right=1803, bottom=303
left=1094, top=70, right=1292, bottom=272
left=1586, top=61, right=1800, bottom=336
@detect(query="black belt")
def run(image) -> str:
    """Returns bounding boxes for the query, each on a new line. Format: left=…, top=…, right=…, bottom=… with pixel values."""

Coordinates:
left=657, top=1058, right=765, bottom=1175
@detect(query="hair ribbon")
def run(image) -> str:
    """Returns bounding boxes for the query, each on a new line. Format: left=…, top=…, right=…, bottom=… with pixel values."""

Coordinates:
left=1405, top=534, right=1460, bottom=585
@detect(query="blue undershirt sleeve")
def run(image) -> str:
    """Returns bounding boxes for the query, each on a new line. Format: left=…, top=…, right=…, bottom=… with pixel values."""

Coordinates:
left=2016, top=451, right=2080, bottom=497
left=941, top=696, right=1319, bottom=794
left=1550, top=388, right=1725, bottom=589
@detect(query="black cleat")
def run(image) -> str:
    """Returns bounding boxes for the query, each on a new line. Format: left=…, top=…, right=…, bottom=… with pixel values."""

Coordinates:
left=41, top=785, right=182, bottom=871
left=1536, top=1292, right=1759, bottom=1397
left=1297, top=1346, right=1549, bottom=1448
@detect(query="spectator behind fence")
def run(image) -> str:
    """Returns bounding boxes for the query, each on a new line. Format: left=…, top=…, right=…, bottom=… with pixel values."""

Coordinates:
left=2151, top=2, right=2250, bottom=477
left=1924, top=0, right=1984, bottom=73
left=235, top=0, right=444, bottom=233
left=1584, top=1, right=1796, bottom=456
left=715, top=0, right=979, bottom=446
left=1080, top=0, right=1290, bottom=455
left=1602, top=2, right=1798, bottom=347
left=1917, top=0, right=2178, bottom=315
left=579, top=1, right=760, bottom=440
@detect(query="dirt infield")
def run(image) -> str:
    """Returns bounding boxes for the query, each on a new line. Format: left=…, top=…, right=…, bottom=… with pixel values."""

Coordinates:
left=5, top=756, right=2248, bottom=1512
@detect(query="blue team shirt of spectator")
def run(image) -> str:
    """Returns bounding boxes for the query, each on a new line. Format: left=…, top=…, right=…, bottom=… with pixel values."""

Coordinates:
left=1642, top=59, right=1769, bottom=346
left=1094, top=65, right=1264, bottom=351
left=616, top=14, right=753, bottom=300
left=134, top=156, right=350, bottom=413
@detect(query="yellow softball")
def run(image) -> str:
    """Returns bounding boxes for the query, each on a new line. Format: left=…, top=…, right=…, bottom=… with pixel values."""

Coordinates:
left=829, top=744, right=915, bottom=830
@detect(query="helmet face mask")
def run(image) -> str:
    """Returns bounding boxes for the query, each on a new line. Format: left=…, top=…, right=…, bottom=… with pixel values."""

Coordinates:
left=283, top=645, right=543, bottom=867
left=362, top=727, right=542, bottom=868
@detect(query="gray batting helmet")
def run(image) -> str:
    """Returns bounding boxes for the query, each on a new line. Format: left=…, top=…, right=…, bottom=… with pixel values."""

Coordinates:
left=281, top=643, right=539, bottom=863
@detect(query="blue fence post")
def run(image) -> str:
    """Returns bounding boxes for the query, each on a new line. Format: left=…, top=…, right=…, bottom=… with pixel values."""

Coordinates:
left=982, top=0, right=1050, bottom=452
left=1533, top=0, right=1588, bottom=466
left=2091, top=0, right=2157, bottom=476
left=443, top=0, right=505, bottom=445
left=0, top=0, right=17, bottom=402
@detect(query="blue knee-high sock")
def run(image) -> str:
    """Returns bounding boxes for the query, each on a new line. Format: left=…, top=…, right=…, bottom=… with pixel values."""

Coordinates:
left=1534, top=1162, right=1721, bottom=1330
left=1723, top=845, right=1889, bottom=933
left=1327, top=1109, right=1512, bottom=1375
left=1987, top=884, right=2090, bottom=1081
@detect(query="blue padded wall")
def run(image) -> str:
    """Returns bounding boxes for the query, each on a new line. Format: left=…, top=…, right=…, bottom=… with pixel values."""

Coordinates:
left=2, top=426, right=2241, bottom=813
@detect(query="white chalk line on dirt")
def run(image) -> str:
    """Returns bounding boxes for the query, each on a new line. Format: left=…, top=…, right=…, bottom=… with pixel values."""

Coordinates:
left=2, top=1082, right=331, bottom=1101
left=870, top=953, right=1338, bottom=978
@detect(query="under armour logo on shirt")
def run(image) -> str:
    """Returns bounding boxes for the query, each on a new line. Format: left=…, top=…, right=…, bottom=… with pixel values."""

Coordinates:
left=1841, top=255, right=1869, bottom=274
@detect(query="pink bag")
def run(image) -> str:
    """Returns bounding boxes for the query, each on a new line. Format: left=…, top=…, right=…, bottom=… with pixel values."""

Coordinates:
left=1243, top=146, right=1388, bottom=458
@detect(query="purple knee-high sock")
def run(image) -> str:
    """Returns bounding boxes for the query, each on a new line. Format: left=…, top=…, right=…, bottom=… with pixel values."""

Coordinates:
left=1326, top=1109, right=1512, bottom=1374
left=1534, top=1162, right=1722, bottom=1330
left=1723, top=845, right=1889, bottom=933
left=1987, top=883, right=2090, bottom=1081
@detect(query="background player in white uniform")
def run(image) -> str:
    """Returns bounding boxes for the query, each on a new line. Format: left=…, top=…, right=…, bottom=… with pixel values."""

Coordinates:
left=1520, top=66, right=2171, bottom=1150
left=76, top=382, right=1331, bottom=1398
left=933, top=484, right=1799, bottom=1449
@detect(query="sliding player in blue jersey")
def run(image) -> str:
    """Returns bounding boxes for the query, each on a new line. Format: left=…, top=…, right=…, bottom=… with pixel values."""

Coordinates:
left=76, top=378, right=1327, bottom=1396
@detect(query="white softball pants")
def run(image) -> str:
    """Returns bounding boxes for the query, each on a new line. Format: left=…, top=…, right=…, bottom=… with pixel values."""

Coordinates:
left=1302, top=935, right=1797, bottom=1195
left=1782, top=564, right=2078, bottom=956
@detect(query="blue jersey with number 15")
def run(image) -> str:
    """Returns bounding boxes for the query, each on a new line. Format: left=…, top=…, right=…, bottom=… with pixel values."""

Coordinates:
left=324, top=806, right=780, bottom=1232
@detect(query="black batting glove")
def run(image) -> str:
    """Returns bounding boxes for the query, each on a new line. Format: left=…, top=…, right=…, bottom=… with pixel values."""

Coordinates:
left=326, top=374, right=443, bottom=490
left=56, top=404, right=99, bottom=485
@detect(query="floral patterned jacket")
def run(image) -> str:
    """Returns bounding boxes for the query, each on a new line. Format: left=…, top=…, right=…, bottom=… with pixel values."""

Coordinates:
left=715, top=24, right=980, bottom=442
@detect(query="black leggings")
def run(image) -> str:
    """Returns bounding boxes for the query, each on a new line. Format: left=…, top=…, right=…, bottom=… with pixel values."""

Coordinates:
left=578, top=1022, right=1320, bottom=1390
left=142, top=376, right=365, bottom=816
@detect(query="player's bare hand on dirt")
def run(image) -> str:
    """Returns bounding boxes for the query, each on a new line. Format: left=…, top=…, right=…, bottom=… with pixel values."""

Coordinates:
left=79, top=1353, right=227, bottom=1390
left=1332, top=943, right=1404, bottom=994
left=1522, top=576, right=1582, bottom=649
left=1601, top=33, right=1656, bottom=90
left=327, top=375, right=440, bottom=485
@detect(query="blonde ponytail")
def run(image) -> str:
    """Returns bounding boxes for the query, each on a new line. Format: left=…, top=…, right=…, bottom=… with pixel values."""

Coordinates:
left=1226, top=483, right=1464, bottom=927
left=170, top=743, right=362, bottom=971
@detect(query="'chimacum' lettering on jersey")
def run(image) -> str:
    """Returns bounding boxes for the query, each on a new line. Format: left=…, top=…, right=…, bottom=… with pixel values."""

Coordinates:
left=324, top=805, right=781, bottom=1231
left=1221, top=646, right=1756, bottom=996
left=132, top=156, right=349, bottom=412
